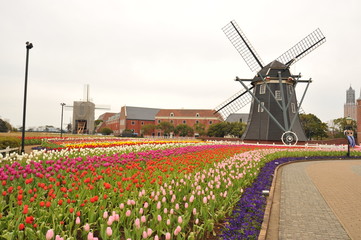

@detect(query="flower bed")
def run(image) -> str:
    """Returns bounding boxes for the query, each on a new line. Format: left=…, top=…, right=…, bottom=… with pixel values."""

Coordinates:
left=0, top=138, right=360, bottom=239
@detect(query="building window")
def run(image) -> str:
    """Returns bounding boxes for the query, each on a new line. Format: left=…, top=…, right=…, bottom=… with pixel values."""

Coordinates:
left=170, top=120, right=174, bottom=124
left=239, top=118, right=243, bottom=123
left=158, top=120, right=161, bottom=124
left=260, top=84, right=266, bottom=94
left=131, top=121, right=135, bottom=125
left=288, top=85, right=293, bottom=94
left=196, top=120, right=199, bottom=124
left=170, top=113, right=174, bottom=117
left=209, top=121, right=213, bottom=124
left=141, top=121, right=144, bottom=125
left=196, top=113, right=200, bottom=117
left=183, top=120, right=186, bottom=124
left=291, top=103, right=296, bottom=113
left=275, top=90, right=282, bottom=100
left=258, top=102, right=264, bottom=112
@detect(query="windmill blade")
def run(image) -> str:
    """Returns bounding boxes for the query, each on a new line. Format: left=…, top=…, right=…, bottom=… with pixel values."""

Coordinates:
left=215, top=85, right=254, bottom=120
left=276, top=28, right=326, bottom=67
left=222, top=20, right=264, bottom=72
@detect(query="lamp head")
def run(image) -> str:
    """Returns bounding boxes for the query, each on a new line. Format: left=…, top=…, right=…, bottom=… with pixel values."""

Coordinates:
left=26, top=42, right=33, bottom=49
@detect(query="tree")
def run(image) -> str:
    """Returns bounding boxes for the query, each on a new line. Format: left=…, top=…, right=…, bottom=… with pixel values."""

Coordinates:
left=174, top=124, right=194, bottom=137
left=101, top=127, right=113, bottom=135
left=299, top=113, right=328, bottom=140
left=141, top=124, right=156, bottom=136
left=193, top=123, right=206, bottom=136
left=332, top=117, right=357, bottom=138
left=0, top=119, right=12, bottom=132
left=207, top=122, right=246, bottom=138
left=156, top=122, right=174, bottom=136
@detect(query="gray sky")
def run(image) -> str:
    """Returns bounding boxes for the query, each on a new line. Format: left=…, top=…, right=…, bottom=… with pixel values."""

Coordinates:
left=1, top=0, right=361, bottom=128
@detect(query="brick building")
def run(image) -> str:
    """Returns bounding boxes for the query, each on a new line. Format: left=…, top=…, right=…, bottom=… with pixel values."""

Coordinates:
left=155, top=109, right=223, bottom=136
left=97, top=106, right=223, bottom=137
left=119, top=106, right=160, bottom=136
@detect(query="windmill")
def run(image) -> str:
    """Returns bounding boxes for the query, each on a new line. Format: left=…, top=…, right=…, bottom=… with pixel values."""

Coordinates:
left=215, top=20, right=326, bottom=145
left=65, top=85, right=110, bottom=134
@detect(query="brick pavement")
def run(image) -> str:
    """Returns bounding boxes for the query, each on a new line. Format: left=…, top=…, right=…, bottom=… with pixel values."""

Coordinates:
left=264, top=160, right=361, bottom=240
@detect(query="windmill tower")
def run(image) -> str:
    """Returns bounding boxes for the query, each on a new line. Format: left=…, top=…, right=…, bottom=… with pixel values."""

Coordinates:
left=215, top=20, right=326, bottom=145
left=66, top=85, right=110, bottom=134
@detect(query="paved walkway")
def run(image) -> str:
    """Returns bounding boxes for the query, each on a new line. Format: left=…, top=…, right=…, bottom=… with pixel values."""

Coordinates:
left=264, top=159, right=361, bottom=240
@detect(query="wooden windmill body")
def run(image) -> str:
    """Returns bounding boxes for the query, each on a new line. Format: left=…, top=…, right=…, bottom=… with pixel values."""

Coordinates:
left=216, top=21, right=326, bottom=144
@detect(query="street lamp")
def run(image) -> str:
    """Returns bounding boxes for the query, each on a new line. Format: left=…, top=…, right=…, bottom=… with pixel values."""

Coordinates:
left=60, top=103, right=66, bottom=137
left=21, top=42, right=33, bottom=154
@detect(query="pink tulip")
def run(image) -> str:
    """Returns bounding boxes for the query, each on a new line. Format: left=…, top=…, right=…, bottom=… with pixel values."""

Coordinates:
left=141, top=215, right=146, bottom=223
left=106, top=227, right=112, bottom=236
left=142, top=231, right=148, bottom=239
left=103, top=211, right=108, bottom=219
left=147, top=228, right=153, bottom=236
left=184, top=203, right=188, bottom=208
left=189, top=195, right=195, bottom=203
left=163, top=208, right=168, bottom=214
left=46, top=229, right=54, bottom=240
left=193, top=208, right=197, bottom=215
left=157, top=215, right=162, bottom=222
left=76, top=217, right=81, bottom=225
left=174, top=225, right=181, bottom=235
left=154, top=235, right=159, bottom=240
left=126, top=210, right=131, bottom=217
left=119, top=203, right=125, bottom=209
left=156, top=201, right=161, bottom=209
left=203, top=197, right=207, bottom=204
left=144, top=202, right=149, bottom=208
left=178, top=216, right=183, bottom=224
left=83, top=223, right=90, bottom=232
left=165, top=232, right=171, bottom=240
left=135, top=218, right=141, bottom=229
left=87, top=232, right=94, bottom=240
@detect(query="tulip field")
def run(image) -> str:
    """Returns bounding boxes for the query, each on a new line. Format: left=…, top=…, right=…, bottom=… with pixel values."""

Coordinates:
left=0, top=136, right=360, bottom=240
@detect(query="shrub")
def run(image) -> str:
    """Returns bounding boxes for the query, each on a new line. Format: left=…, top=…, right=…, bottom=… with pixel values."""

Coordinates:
left=0, top=136, right=21, bottom=149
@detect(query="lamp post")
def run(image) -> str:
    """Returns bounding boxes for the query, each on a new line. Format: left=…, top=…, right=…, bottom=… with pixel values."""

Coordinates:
left=60, top=103, right=66, bottom=138
left=345, top=116, right=353, bottom=157
left=21, top=42, right=33, bottom=154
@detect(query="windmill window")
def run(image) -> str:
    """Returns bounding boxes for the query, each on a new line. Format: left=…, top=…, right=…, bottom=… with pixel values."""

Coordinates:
left=291, top=103, right=296, bottom=113
left=258, top=102, right=264, bottom=112
left=275, top=90, right=282, bottom=100
left=260, top=84, right=266, bottom=94
left=288, top=85, right=293, bottom=94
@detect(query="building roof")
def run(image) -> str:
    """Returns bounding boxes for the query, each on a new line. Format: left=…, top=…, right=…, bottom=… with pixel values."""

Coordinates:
left=156, top=109, right=221, bottom=119
left=125, top=106, right=160, bottom=120
left=226, top=113, right=249, bottom=123
left=97, top=112, right=117, bottom=121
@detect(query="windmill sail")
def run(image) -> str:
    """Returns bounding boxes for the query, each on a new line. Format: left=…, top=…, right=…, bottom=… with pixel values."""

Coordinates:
left=276, top=28, right=326, bottom=67
left=222, top=20, right=264, bottom=72
left=215, top=85, right=254, bottom=120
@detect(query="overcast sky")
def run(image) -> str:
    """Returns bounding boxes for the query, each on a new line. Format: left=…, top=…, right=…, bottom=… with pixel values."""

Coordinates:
left=1, top=0, right=361, bottom=128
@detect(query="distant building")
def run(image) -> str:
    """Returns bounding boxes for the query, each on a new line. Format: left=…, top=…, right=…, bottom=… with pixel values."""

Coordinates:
left=96, top=106, right=223, bottom=137
left=344, top=86, right=357, bottom=120
left=120, top=106, right=160, bottom=136
left=155, top=109, right=222, bottom=136
left=225, top=113, right=249, bottom=123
